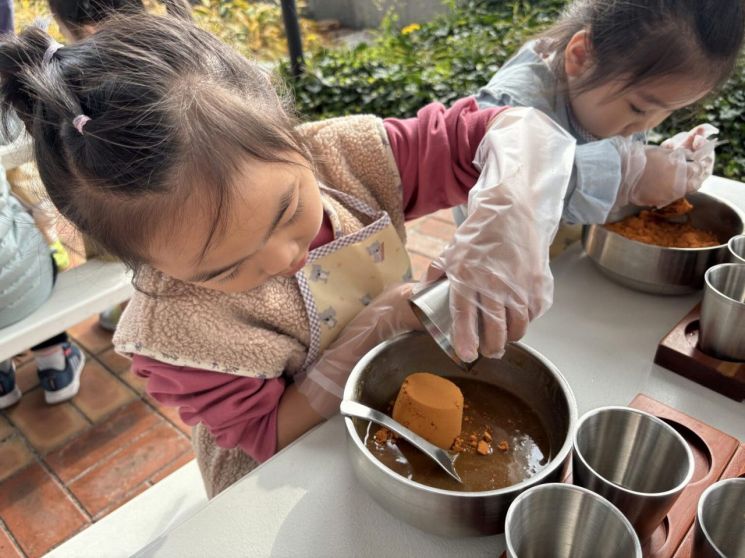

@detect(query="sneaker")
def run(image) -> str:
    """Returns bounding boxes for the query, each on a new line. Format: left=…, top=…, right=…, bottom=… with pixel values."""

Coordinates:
left=98, top=305, right=123, bottom=332
left=38, top=343, right=85, bottom=405
left=0, top=361, right=22, bottom=409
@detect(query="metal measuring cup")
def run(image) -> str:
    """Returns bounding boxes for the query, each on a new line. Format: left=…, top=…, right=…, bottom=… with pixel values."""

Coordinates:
left=408, top=278, right=475, bottom=370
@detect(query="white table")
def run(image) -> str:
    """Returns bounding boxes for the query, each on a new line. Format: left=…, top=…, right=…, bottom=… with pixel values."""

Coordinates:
left=125, top=177, right=745, bottom=557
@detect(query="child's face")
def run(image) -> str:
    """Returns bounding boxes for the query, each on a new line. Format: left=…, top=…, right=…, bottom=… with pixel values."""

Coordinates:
left=563, top=30, right=712, bottom=138
left=568, top=76, right=711, bottom=139
left=150, top=154, right=324, bottom=293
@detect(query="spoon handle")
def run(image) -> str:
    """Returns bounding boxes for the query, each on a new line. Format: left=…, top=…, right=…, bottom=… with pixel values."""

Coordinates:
left=340, top=400, right=462, bottom=483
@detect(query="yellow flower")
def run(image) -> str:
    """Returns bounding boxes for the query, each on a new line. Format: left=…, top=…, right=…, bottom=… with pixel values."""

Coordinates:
left=401, top=23, right=421, bottom=35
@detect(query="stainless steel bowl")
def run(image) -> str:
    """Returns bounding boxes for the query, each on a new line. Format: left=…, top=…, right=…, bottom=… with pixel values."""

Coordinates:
left=342, top=331, right=577, bottom=537
left=582, top=192, right=745, bottom=295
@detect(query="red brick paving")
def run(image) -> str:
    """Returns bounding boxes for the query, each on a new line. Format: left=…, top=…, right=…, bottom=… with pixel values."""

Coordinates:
left=0, top=213, right=450, bottom=556
left=0, top=525, right=24, bottom=558
left=72, top=360, right=135, bottom=423
left=0, top=320, right=196, bottom=557
left=0, top=415, right=13, bottom=440
left=96, top=348, right=131, bottom=375
left=0, top=463, right=89, bottom=557
left=0, top=437, right=33, bottom=483
left=6, top=390, right=89, bottom=454
left=45, top=401, right=160, bottom=484
left=68, top=315, right=117, bottom=354
left=68, top=422, right=191, bottom=517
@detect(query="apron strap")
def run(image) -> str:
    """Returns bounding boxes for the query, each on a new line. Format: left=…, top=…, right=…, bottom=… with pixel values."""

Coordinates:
left=319, top=183, right=381, bottom=218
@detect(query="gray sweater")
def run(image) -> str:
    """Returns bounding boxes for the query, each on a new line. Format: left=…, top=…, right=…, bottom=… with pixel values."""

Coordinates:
left=0, top=166, right=54, bottom=328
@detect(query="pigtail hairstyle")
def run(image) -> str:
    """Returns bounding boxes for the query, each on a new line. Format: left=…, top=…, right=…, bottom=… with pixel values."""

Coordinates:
left=0, top=16, right=310, bottom=277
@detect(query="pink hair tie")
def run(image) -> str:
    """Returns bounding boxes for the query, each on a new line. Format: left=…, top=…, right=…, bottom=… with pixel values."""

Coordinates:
left=73, top=115, right=91, bottom=134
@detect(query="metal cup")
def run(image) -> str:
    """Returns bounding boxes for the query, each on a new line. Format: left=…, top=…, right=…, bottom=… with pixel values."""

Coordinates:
left=699, top=263, right=745, bottom=362
left=572, top=407, right=694, bottom=542
left=409, top=278, right=472, bottom=369
left=693, top=478, right=745, bottom=558
left=505, top=483, right=642, bottom=558
left=729, top=234, right=745, bottom=264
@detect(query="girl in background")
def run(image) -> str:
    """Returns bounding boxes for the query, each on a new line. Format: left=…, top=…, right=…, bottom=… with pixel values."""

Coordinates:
left=454, top=0, right=743, bottom=227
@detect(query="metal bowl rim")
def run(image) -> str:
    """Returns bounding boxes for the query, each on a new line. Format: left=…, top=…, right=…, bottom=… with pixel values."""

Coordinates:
left=696, top=477, right=745, bottom=558
left=504, top=482, right=642, bottom=558
left=573, top=406, right=695, bottom=498
left=343, top=331, right=578, bottom=498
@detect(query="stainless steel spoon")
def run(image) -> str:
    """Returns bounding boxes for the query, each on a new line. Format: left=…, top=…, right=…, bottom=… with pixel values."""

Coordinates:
left=340, top=399, right=463, bottom=483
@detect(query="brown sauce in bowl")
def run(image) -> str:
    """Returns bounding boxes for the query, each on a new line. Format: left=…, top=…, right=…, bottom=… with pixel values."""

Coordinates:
left=363, top=378, right=551, bottom=492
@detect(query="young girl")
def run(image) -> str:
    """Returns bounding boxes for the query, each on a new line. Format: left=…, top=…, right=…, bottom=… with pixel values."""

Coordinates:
left=454, top=0, right=744, bottom=227
left=0, top=16, right=575, bottom=496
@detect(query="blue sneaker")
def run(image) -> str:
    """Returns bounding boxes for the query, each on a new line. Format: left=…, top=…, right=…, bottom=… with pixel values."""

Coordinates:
left=38, top=343, right=86, bottom=405
left=0, top=360, right=22, bottom=409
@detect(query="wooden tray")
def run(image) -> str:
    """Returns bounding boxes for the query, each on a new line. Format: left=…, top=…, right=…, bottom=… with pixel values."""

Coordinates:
left=673, top=443, right=745, bottom=557
left=655, top=304, right=745, bottom=402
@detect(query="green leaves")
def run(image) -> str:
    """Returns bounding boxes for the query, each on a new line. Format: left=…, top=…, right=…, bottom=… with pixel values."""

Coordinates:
left=283, top=0, right=744, bottom=181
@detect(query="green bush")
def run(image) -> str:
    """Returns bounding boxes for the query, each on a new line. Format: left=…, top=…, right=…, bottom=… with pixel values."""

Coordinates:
left=283, top=0, right=745, bottom=181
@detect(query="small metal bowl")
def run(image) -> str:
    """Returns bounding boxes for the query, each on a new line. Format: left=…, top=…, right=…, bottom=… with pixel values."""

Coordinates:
left=582, top=192, right=745, bottom=295
left=342, top=331, right=577, bottom=537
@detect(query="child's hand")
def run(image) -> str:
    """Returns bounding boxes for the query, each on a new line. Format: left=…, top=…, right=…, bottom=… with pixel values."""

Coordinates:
left=629, top=145, right=690, bottom=207
left=620, top=125, right=718, bottom=209
left=432, top=107, right=575, bottom=362
left=294, top=283, right=422, bottom=418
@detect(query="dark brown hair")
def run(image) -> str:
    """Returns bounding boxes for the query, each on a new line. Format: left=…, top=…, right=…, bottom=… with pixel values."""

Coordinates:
left=0, top=16, right=310, bottom=273
left=48, top=0, right=192, bottom=40
left=537, top=0, right=745, bottom=93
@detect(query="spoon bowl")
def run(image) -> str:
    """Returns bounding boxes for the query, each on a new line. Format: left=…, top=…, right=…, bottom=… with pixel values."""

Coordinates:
left=339, top=399, right=462, bottom=483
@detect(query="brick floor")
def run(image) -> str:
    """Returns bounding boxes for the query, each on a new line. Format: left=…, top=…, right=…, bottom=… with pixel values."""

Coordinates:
left=0, top=525, right=24, bottom=558
left=0, top=212, right=451, bottom=557
left=0, top=318, right=197, bottom=558
left=0, top=463, right=89, bottom=557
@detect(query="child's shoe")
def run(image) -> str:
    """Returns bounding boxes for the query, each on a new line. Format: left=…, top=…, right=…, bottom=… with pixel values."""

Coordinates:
left=37, top=343, right=85, bottom=404
left=50, top=239, right=71, bottom=271
left=0, top=360, right=22, bottom=409
left=98, top=305, right=123, bottom=332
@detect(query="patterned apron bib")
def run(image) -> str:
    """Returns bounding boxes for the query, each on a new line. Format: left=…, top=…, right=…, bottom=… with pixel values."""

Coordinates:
left=297, top=186, right=412, bottom=370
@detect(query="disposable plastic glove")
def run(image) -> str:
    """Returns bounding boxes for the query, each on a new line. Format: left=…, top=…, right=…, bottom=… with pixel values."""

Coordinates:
left=615, top=125, right=718, bottom=210
left=429, top=107, right=576, bottom=362
left=661, top=124, right=718, bottom=189
left=294, top=283, right=422, bottom=418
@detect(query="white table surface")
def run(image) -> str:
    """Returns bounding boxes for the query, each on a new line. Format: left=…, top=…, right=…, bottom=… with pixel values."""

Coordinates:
left=136, top=177, right=745, bottom=558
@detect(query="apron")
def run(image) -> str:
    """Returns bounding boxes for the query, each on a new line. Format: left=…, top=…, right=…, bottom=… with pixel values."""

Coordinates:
left=297, top=186, right=412, bottom=370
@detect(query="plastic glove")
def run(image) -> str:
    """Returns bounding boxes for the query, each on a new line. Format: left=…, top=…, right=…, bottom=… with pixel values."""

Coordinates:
left=429, top=107, right=576, bottom=362
left=294, top=283, right=422, bottom=418
left=615, top=125, right=718, bottom=209
left=661, top=124, right=718, bottom=189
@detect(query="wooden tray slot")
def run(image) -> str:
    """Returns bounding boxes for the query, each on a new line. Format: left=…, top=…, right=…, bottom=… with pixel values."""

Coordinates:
left=655, top=304, right=745, bottom=402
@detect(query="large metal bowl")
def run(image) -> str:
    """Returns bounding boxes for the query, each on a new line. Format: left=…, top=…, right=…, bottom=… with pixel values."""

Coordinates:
left=342, top=332, right=577, bottom=537
left=582, top=192, right=745, bottom=295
